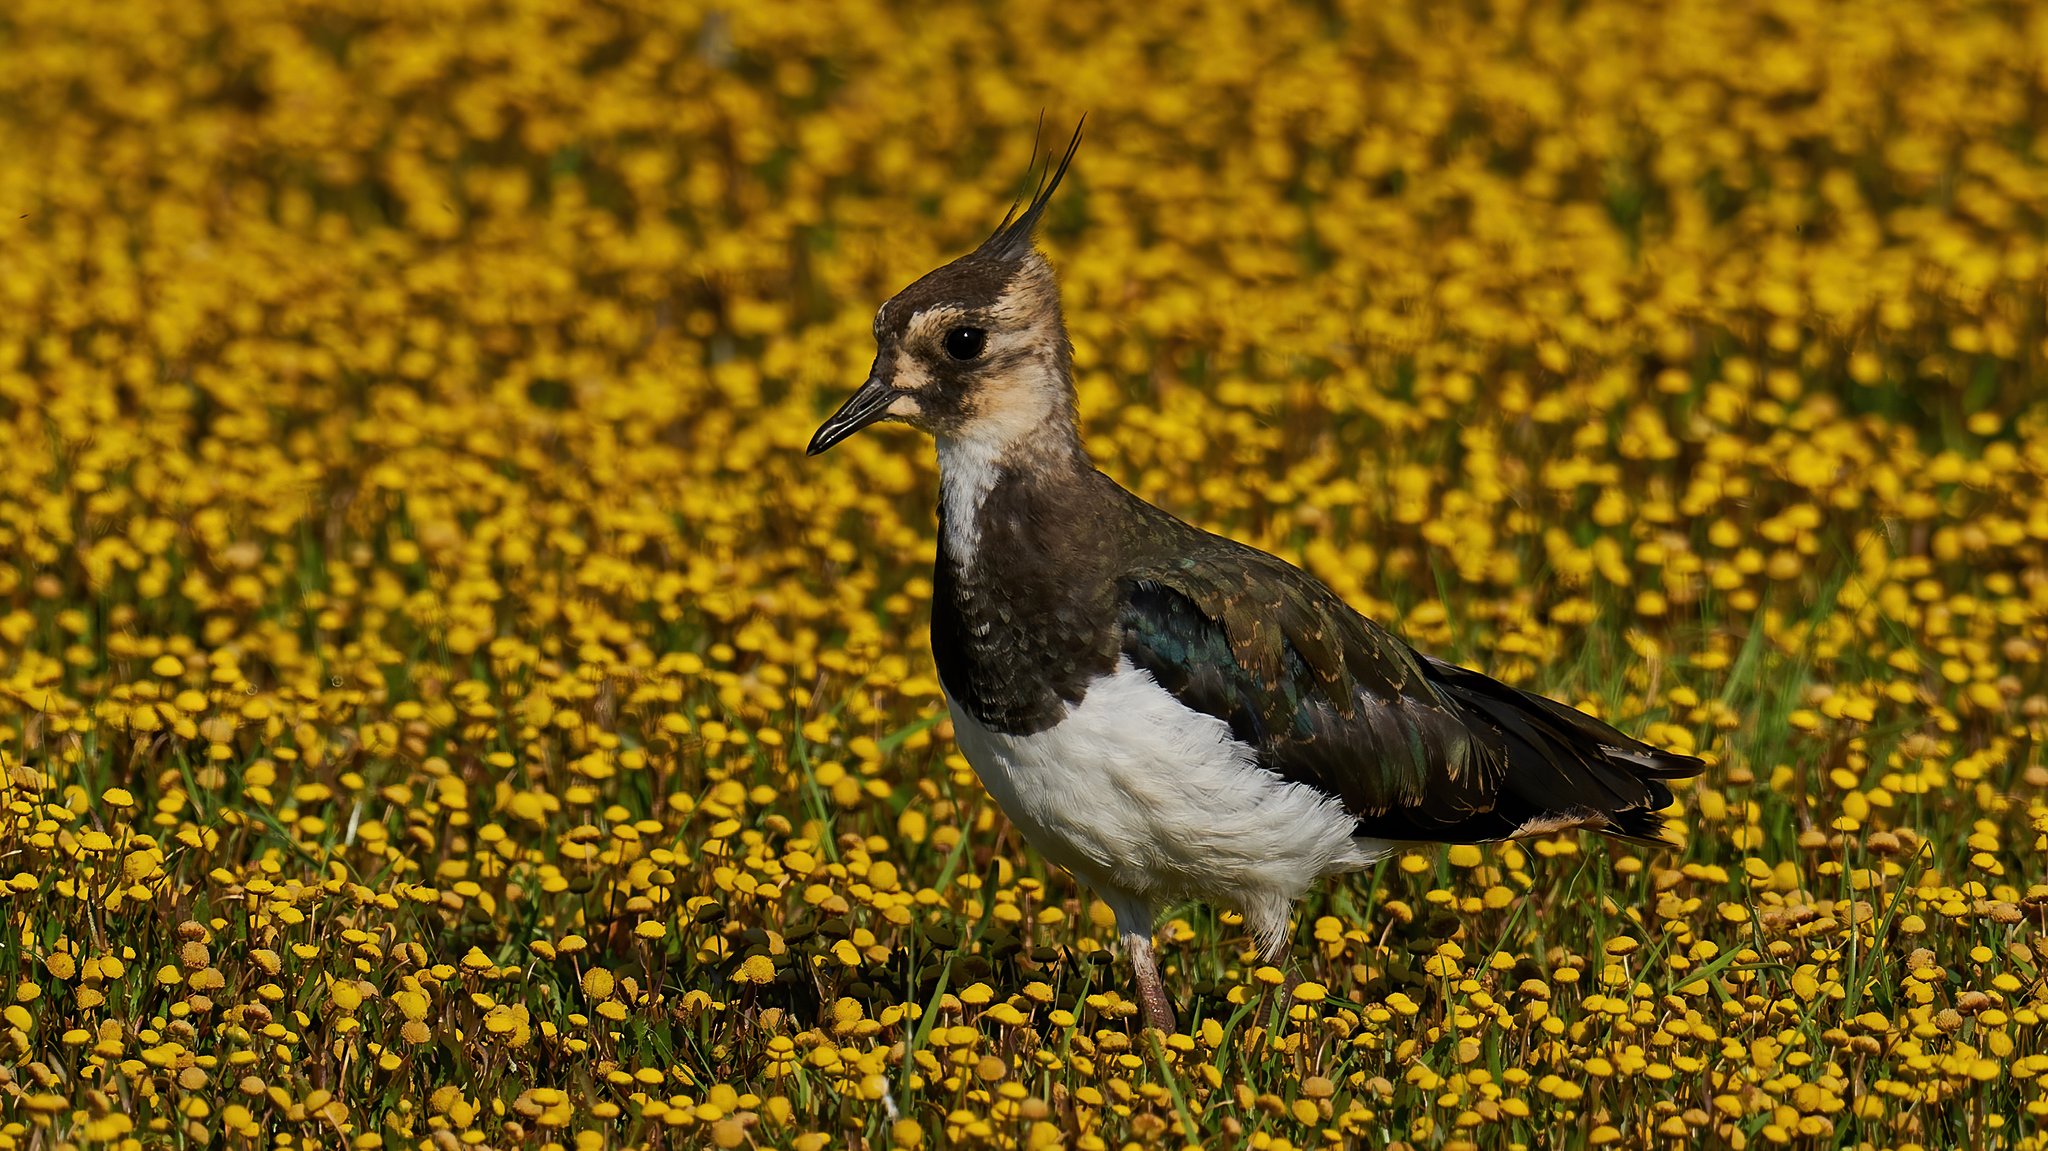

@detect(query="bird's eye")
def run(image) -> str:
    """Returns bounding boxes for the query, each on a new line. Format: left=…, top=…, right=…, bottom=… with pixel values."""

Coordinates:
left=944, top=326, right=986, bottom=361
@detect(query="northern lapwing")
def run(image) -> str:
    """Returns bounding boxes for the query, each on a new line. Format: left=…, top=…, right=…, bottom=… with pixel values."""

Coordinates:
left=808, top=126, right=1705, bottom=1032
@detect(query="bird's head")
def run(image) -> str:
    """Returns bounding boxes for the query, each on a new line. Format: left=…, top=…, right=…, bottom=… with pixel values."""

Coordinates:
left=808, top=123, right=1083, bottom=460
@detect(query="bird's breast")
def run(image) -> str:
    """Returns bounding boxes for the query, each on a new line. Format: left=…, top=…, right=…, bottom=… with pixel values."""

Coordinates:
left=944, top=660, right=1385, bottom=911
left=930, top=483, right=1121, bottom=734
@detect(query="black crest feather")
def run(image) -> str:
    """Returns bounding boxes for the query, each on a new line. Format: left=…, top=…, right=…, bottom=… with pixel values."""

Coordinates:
left=979, top=115, right=1084, bottom=263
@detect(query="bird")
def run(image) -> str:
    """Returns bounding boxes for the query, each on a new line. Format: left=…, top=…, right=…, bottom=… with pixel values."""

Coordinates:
left=807, top=125, right=1704, bottom=1033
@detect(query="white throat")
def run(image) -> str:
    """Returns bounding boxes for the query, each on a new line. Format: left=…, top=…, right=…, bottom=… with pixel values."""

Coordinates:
left=934, top=435, right=1004, bottom=566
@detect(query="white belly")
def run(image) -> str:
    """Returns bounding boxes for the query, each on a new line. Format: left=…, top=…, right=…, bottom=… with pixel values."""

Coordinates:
left=946, top=659, right=1394, bottom=947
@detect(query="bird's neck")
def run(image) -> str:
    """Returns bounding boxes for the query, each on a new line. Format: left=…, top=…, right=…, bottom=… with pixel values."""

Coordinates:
left=929, top=419, right=1121, bottom=735
left=934, top=412, right=1090, bottom=570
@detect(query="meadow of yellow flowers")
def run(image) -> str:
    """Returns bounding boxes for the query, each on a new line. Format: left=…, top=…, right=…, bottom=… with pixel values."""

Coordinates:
left=2, top=0, right=2047, bottom=1147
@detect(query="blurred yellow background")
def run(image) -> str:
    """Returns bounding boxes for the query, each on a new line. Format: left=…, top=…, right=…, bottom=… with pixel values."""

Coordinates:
left=2, top=0, right=2046, bottom=1147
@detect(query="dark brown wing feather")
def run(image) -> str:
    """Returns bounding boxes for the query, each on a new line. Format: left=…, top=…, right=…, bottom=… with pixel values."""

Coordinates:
left=1113, top=501, right=1702, bottom=844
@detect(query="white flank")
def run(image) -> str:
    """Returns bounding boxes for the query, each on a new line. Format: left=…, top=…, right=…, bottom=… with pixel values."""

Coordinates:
left=933, top=434, right=1003, bottom=565
left=1512, top=811, right=1597, bottom=837
left=948, top=659, right=1397, bottom=954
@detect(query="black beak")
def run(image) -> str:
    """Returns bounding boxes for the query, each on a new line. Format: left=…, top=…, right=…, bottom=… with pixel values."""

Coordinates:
left=807, top=375, right=896, bottom=456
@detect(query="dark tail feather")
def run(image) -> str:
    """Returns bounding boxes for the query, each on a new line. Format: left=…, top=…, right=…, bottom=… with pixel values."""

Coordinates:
left=1419, top=657, right=1705, bottom=846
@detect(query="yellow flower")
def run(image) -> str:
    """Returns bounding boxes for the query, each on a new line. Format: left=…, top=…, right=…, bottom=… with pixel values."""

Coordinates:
left=732, top=956, right=776, bottom=985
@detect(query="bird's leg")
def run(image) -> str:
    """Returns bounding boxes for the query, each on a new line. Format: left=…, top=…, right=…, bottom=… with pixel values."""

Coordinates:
left=1122, top=929, right=1177, bottom=1034
left=1257, top=919, right=1293, bottom=971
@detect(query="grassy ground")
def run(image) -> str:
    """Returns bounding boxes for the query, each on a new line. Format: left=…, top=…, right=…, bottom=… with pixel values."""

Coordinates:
left=3, top=0, right=2048, bottom=1148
